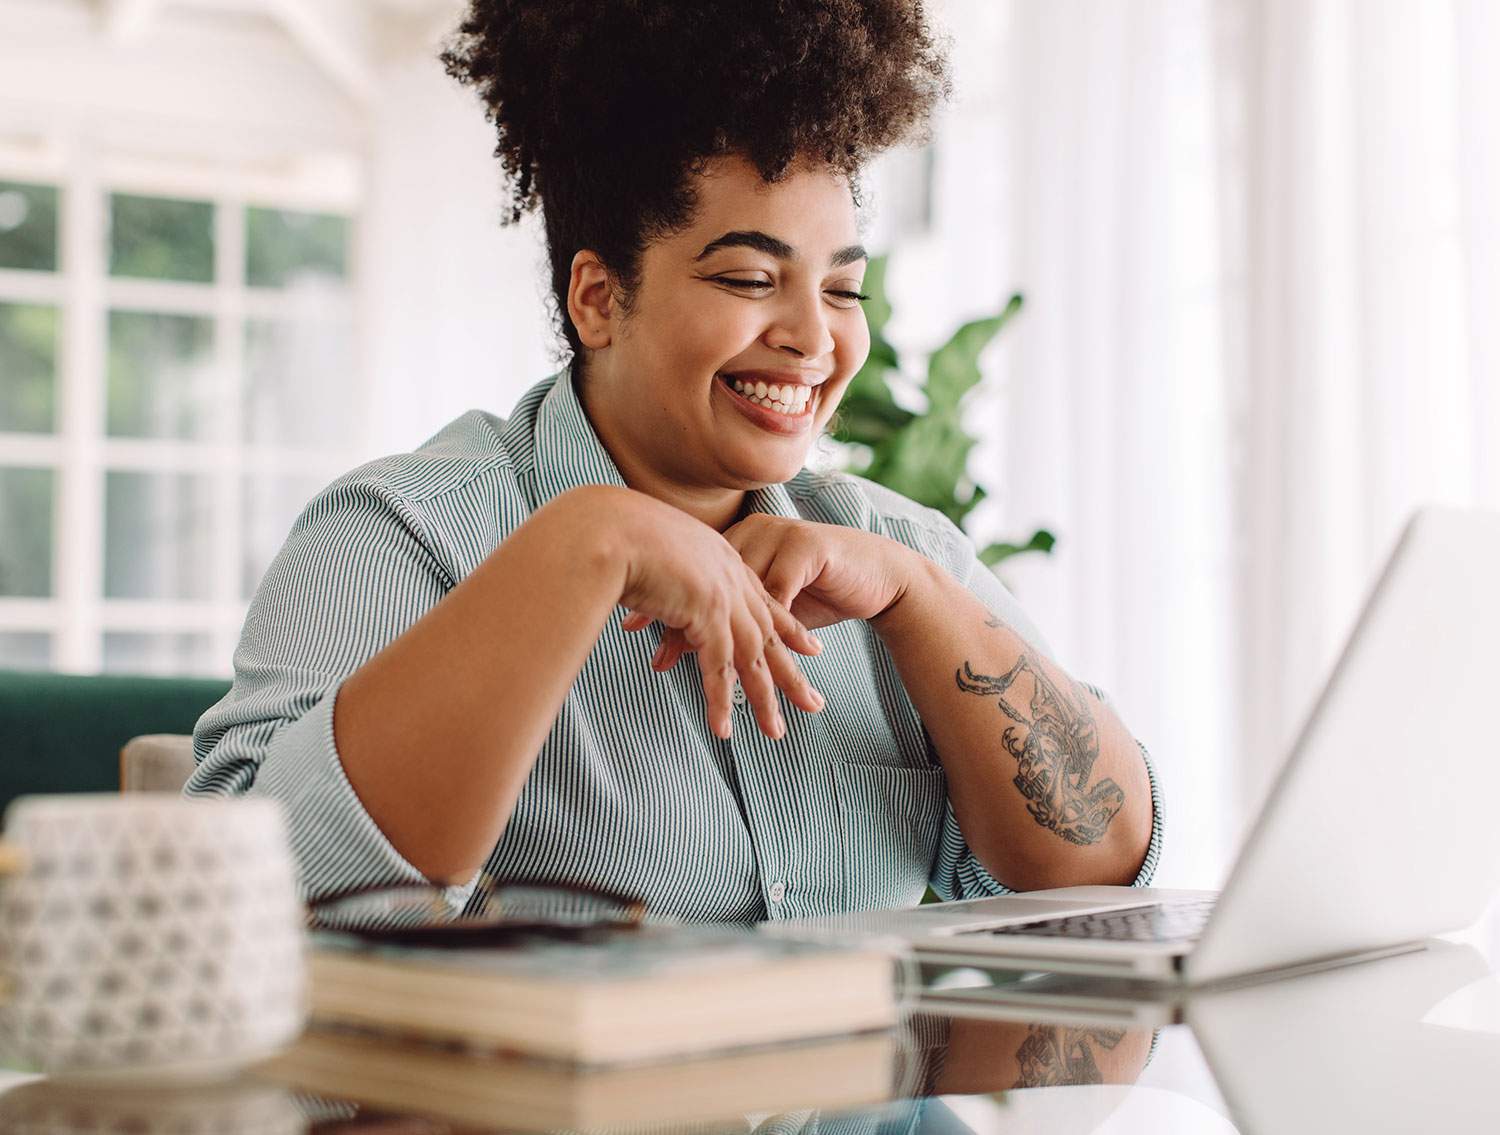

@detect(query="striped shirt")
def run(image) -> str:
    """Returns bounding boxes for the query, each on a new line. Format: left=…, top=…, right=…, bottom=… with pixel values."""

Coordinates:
left=188, top=368, right=1163, bottom=920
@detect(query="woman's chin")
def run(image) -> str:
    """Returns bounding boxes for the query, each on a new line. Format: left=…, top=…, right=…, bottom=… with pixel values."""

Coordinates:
left=722, top=450, right=809, bottom=488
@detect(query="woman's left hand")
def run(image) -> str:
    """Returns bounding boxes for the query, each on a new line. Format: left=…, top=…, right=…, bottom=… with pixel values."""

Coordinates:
left=622, top=515, right=920, bottom=671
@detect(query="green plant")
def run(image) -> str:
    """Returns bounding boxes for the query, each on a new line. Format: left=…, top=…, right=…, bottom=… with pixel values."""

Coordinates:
left=829, top=254, right=1055, bottom=569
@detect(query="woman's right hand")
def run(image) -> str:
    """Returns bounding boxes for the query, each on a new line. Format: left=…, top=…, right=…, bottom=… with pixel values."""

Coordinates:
left=578, top=486, right=825, bottom=741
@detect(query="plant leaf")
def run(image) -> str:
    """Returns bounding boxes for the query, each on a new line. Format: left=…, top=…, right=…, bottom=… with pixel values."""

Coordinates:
left=925, top=293, right=1024, bottom=411
left=979, top=527, right=1057, bottom=567
left=833, top=391, right=917, bottom=447
left=866, top=409, right=977, bottom=522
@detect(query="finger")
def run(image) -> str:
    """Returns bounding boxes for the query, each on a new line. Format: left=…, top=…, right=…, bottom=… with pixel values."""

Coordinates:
left=652, top=626, right=690, bottom=670
left=733, top=542, right=776, bottom=584
left=732, top=605, right=785, bottom=740
left=763, top=589, right=823, bottom=657
left=621, top=610, right=652, bottom=632
left=742, top=584, right=824, bottom=724
left=694, top=613, right=737, bottom=740
left=760, top=560, right=808, bottom=611
left=759, top=604, right=825, bottom=715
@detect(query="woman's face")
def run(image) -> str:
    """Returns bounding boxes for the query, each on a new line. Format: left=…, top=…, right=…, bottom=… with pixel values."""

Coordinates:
left=582, top=153, right=871, bottom=494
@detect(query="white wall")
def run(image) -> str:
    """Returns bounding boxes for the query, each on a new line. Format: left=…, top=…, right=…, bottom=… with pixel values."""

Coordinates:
left=358, top=50, right=554, bottom=457
left=0, top=0, right=362, bottom=164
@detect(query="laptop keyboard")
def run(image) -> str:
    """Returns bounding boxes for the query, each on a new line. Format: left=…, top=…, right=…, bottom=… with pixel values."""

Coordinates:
left=965, top=898, right=1217, bottom=944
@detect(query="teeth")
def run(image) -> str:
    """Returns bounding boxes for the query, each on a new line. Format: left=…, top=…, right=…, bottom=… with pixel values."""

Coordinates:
left=726, top=376, right=813, bottom=417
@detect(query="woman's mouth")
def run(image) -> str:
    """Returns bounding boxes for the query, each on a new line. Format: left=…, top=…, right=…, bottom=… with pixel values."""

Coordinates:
left=715, top=374, right=818, bottom=435
left=714, top=373, right=819, bottom=437
left=720, top=375, right=813, bottom=416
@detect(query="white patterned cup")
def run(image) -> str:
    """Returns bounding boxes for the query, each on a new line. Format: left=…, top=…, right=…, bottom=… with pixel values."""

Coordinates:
left=0, top=794, right=308, bottom=1081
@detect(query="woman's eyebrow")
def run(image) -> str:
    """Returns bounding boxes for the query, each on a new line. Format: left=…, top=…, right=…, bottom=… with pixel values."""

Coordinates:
left=693, top=230, right=868, bottom=269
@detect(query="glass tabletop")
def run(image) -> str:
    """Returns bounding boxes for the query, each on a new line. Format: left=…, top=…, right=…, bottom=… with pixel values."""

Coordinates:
left=3, top=933, right=1499, bottom=1134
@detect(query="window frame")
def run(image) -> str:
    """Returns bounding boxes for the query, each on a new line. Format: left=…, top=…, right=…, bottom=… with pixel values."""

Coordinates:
left=0, top=146, right=361, bottom=676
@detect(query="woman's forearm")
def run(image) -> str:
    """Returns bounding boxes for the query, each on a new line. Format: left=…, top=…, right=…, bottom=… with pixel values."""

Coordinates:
left=333, top=485, right=629, bottom=885
left=872, top=554, right=1153, bottom=891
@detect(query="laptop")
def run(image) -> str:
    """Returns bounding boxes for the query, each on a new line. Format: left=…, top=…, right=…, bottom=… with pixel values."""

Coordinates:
left=766, top=506, right=1500, bottom=985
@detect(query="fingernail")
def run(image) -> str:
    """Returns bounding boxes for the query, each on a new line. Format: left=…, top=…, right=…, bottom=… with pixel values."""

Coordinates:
left=808, top=634, right=823, bottom=653
left=651, top=643, right=667, bottom=667
left=773, top=712, right=786, bottom=738
left=810, top=688, right=825, bottom=710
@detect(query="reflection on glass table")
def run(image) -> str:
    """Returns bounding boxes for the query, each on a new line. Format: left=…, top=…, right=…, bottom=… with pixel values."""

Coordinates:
left=3, top=937, right=1500, bottom=1133
left=0, top=1079, right=306, bottom=1134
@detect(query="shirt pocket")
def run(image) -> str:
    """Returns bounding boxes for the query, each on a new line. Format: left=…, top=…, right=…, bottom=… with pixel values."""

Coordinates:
left=830, top=761, right=947, bottom=912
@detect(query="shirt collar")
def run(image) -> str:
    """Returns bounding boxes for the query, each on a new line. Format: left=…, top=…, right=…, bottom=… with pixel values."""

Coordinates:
left=531, top=366, right=629, bottom=507
left=741, top=477, right=802, bottom=522
left=530, top=365, right=805, bottom=525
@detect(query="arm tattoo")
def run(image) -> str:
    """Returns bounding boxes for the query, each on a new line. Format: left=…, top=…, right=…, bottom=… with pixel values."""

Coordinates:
left=955, top=652, right=1125, bottom=845
left=1015, top=1024, right=1125, bottom=1088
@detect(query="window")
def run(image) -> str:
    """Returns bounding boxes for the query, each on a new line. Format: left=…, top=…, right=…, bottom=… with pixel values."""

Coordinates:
left=0, top=169, right=359, bottom=677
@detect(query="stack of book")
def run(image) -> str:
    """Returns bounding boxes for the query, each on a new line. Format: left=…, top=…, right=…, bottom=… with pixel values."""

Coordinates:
left=254, top=924, right=903, bottom=1129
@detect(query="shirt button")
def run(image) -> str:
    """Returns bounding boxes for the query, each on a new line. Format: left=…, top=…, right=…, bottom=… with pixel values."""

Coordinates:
left=768, top=881, right=786, bottom=903
left=732, top=684, right=747, bottom=707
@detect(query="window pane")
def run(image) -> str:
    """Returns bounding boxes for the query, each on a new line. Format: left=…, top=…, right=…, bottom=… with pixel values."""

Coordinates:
left=104, top=471, right=214, bottom=600
left=107, top=311, right=214, bottom=439
left=0, top=467, right=53, bottom=597
left=243, top=317, right=357, bottom=446
left=102, top=632, right=219, bottom=678
left=0, top=302, right=58, bottom=433
left=0, top=632, right=51, bottom=670
left=242, top=475, right=319, bottom=598
left=109, top=193, right=214, bottom=283
left=0, top=181, right=59, bottom=272
left=245, top=207, right=348, bottom=287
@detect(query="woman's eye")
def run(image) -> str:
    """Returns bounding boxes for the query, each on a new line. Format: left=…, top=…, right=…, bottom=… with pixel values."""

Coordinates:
left=713, top=277, right=870, bottom=304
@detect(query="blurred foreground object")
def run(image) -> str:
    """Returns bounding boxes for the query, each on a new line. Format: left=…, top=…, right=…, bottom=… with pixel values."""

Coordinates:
left=0, top=795, right=306, bottom=1081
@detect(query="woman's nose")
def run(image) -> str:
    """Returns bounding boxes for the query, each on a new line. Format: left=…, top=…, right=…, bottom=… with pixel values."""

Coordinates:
left=765, top=293, right=836, bottom=360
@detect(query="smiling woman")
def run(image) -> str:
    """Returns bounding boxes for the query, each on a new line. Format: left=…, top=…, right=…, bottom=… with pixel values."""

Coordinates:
left=575, top=156, right=875, bottom=516
left=187, top=0, right=1162, bottom=918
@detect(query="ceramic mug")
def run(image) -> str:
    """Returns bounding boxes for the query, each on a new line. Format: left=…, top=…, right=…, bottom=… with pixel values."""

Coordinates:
left=0, top=794, right=307, bottom=1081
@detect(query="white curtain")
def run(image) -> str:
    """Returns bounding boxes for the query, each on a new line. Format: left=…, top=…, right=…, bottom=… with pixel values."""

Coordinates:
left=922, top=0, right=1500, bottom=890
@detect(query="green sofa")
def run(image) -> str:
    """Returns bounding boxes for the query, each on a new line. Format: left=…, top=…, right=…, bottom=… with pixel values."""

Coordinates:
left=0, top=670, right=231, bottom=817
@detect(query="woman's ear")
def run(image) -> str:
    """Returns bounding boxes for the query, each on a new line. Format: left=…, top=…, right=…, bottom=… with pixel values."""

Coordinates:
left=567, top=250, right=616, bottom=350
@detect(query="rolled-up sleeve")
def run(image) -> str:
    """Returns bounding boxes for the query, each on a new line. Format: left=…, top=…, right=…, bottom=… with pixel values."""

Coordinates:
left=186, top=475, right=481, bottom=909
left=909, top=506, right=1166, bottom=898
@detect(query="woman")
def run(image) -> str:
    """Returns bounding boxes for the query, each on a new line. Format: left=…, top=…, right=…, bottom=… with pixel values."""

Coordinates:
left=190, top=0, right=1162, bottom=920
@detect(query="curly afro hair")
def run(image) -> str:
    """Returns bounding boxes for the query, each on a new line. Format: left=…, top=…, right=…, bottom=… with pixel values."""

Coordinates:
left=441, top=1, right=951, bottom=371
